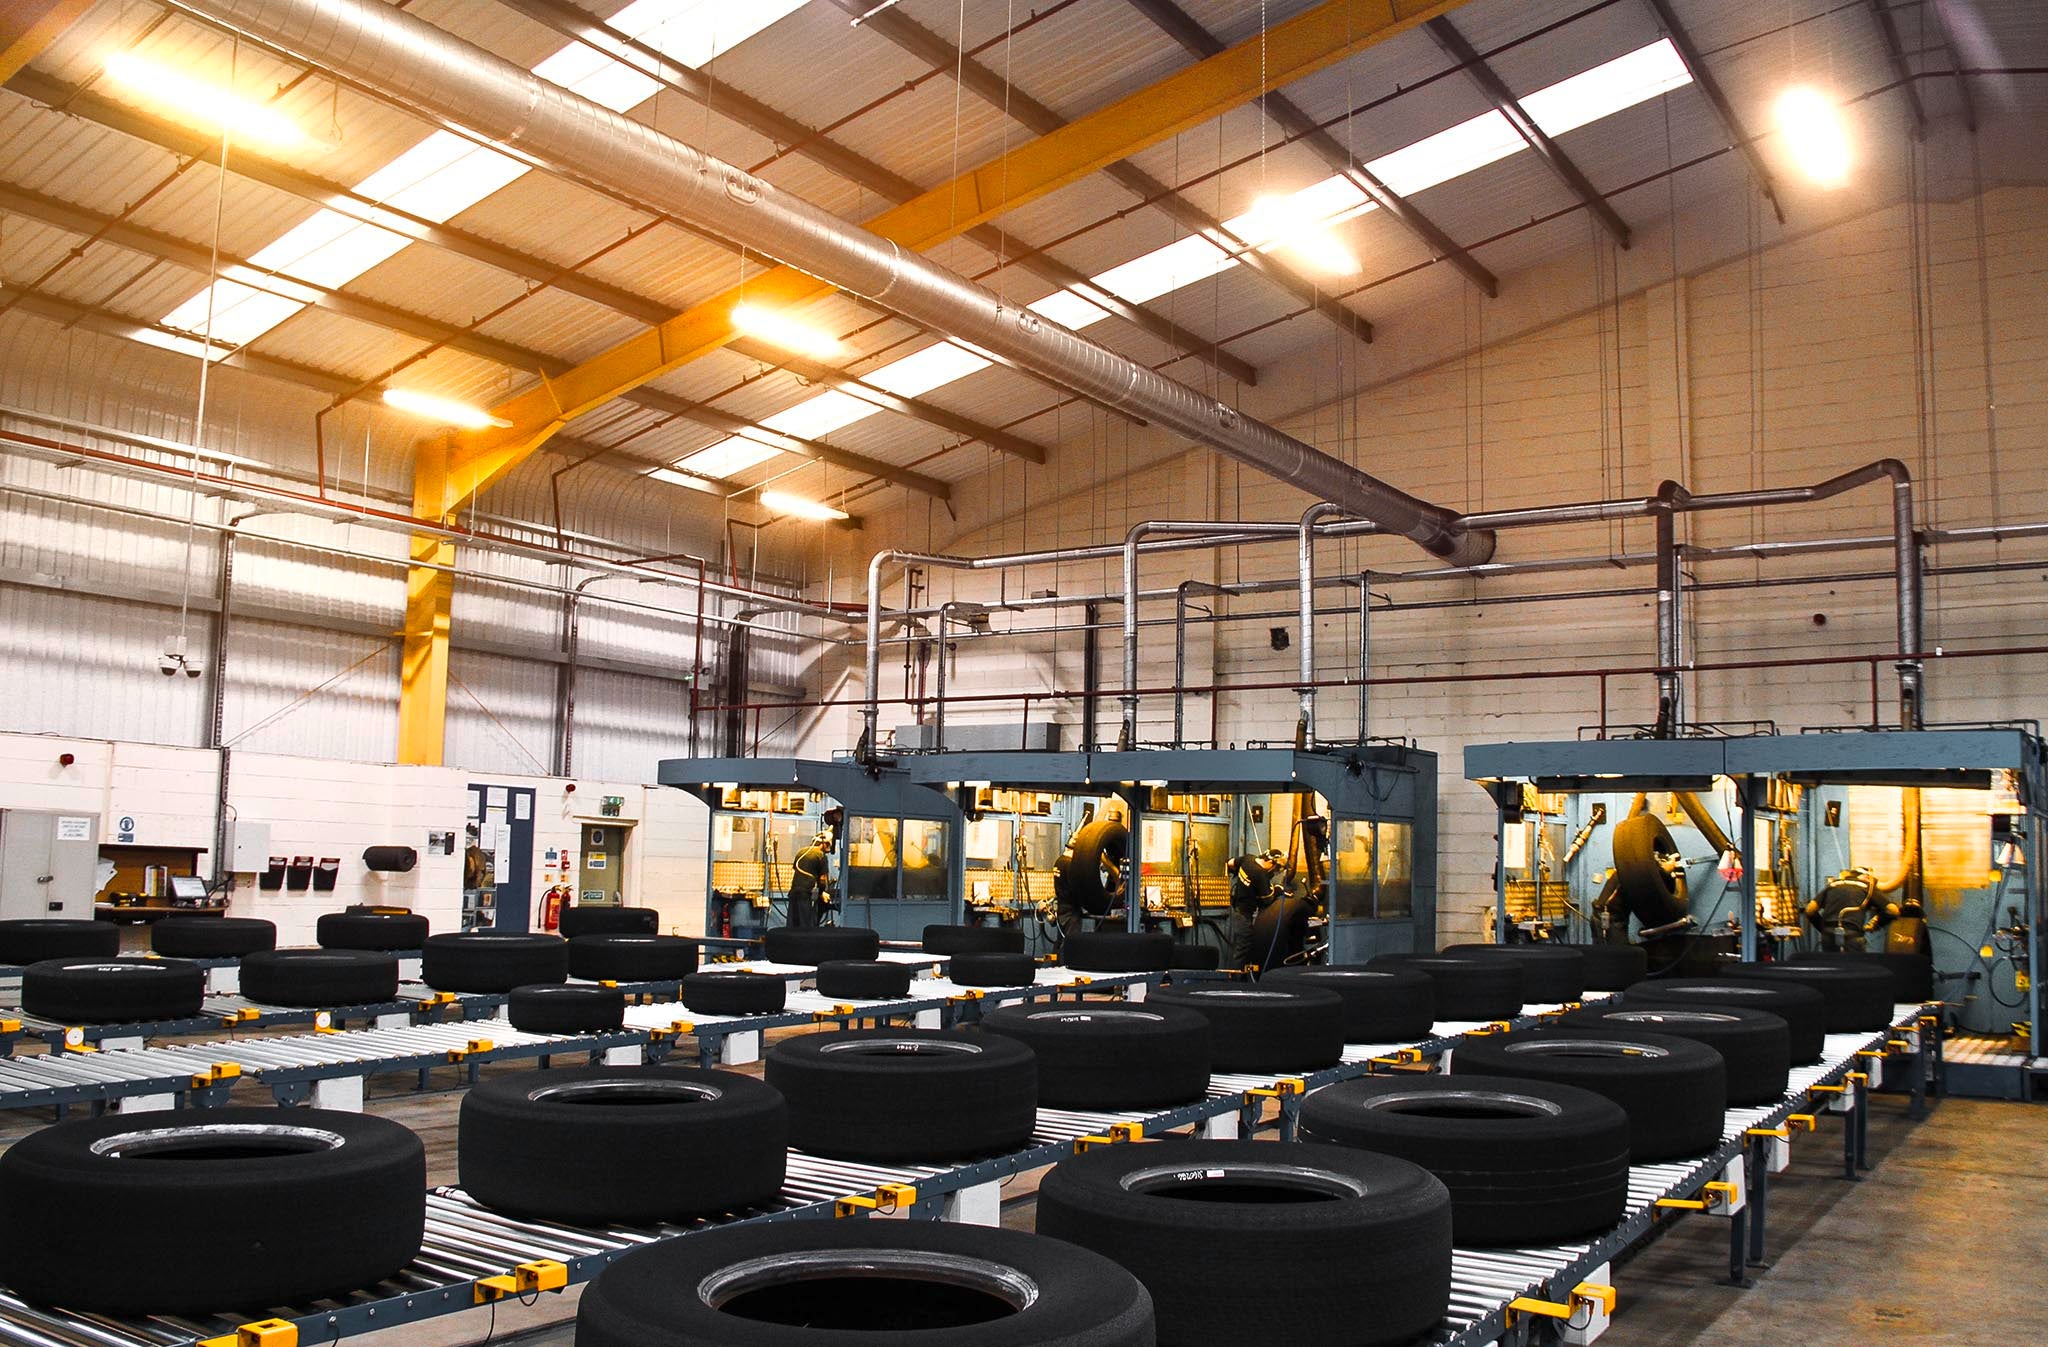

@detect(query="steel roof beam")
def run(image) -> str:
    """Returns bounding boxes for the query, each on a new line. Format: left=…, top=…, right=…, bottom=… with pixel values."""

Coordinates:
left=1865, top=0, right=1928, bottom=135
left=1927, top=0, right=1978, bottom=133
left=1126, top=0, right=1498, bottom=296
left=0, top=0, right=92, bottom=85
left=836, top=0, right=1376, bottom=343
left=1640, top=0, right=1785, bottom=224
left=494, top=0, right=1258, bottom=387
left=1425, top=15, right=1631, bottom=248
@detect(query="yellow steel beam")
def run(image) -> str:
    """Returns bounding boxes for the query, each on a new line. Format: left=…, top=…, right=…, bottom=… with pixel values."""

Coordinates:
left=0, top=0, right=93, bottom=85
left=438, top=0, right=1471, bottom=495
left=399, top=441, right=455, bottom=766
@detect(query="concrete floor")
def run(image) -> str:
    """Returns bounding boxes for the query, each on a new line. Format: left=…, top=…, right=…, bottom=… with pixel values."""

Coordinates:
left=2, top=1041, right=2037, bottom=1345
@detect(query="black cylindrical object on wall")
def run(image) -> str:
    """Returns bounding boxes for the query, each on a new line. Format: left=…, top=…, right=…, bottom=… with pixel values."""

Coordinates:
left=362, top=846, right=418, bottom=873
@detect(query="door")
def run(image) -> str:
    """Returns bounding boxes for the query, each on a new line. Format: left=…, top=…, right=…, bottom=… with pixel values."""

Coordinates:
left=0, top=811, right=100, bottom=922
left=578, top=823, right=629, bottom=905
left=466, top=785, right=536, bottom=932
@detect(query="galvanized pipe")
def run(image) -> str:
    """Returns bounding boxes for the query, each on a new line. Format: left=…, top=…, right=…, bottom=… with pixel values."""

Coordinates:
left=170, top=0, right=1492, bottom=568
left=1652, top=480, right=1685, bottom=736
left=1298, top=502, right=1356, bottom=746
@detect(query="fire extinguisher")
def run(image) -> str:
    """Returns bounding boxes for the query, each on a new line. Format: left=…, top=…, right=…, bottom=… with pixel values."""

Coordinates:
left=540, top=885, right=570, bottom=932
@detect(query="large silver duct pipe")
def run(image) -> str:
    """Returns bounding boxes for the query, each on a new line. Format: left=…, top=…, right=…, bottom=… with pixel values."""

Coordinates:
left=172, top=0, right=1493, bottom=569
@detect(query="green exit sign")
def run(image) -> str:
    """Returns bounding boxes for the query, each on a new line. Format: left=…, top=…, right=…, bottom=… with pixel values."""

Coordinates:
left=601, top=795, right=624, bottom=817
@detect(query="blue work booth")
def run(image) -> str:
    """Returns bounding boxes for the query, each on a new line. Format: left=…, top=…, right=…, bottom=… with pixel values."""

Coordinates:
left=656, top=757, right=964, bottom=944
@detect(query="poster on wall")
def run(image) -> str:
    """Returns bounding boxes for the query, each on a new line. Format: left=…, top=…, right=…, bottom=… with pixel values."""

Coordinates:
left=492, top=823, right=512, bottom=882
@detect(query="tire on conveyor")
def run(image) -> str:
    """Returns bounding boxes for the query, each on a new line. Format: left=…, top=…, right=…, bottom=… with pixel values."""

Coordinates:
left=1366, top=952, right=1524, bottom=1021
left=814, top=959, right=913, bottom=1000
left=317, top=910, right=429, bottom=951
left=507, top=982, right=626, bottom=1034
left=681, top=970, right=786, bottom=1016
left=419, top=931, right=568, bottom=993
left=947, top=951, right=1038, bottom=987
left=0, top=919, right=117, bottom=964
left=1444, top=943, right=1588, bottom=1003
left=1144, top=983, right=1345, bottom=1072
left=460, top=1066, right=786, bottom=1224
left=150, top=916, right=275, bottom=958
left=1259, top=964, right=1436, bottom=1042
left=0, top=1107, right=424, bottom=1314
left=1574, top=942, right=1649, bottom=991
left=765, top=1027, right=1037, bottom=1163
left=1168, top=941, right=1222, bottom=971
left=1061, top=930, right=1172, bottom=972
left=557, top=905, right=659, bottom=938
left=240, top=949, right=399, bottom=1007
left=1788, top=949, right=1933, bottom=1005
left=1556, top=1003, right=1791, bottom=1105
left=978, top=1002, right=1211, bottom=1109
left=921, top=924, right=1024, bottom=955
left=1035, top=1138, right=1451, bottom=1347
left=576, top=1219, right=1153, bottom=1347
left=1451, top=1026, right=1728, bottom=1162
left=21, top=956, right=205, bottom=1023
left=567, top=934, right=700, bottom=982
left=1624, top=977, right=1829, bottom=1065
left=761, top=926, right=881, bottom=965
left=1299, top=1073, right=1631, bottom=1245
left=1725, top=960, right=1896, bottom=1032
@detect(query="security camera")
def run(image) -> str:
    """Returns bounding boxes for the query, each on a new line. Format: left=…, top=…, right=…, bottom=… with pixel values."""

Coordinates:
left=158, top=653, right=181, bottom=676
left=185, top=663, right=203, bottom=678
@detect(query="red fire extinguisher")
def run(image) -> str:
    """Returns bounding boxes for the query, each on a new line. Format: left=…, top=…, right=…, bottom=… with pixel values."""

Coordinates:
left=540, top=885, right=570, bottom=932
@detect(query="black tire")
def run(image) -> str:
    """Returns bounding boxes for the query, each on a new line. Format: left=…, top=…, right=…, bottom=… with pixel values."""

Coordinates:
left=1062, top=930, right=1172, bottom=972
left=558, top=905, right=659, bottom=938
left=0, top=919, right=117, bottom=964
left=149, top=916, right=276, bottom=958
left=948, top=952, right=1038, bottom=987
left=1168, top=941, right=1221, bottom=971
left=420, top=932, right=569, bottom=993
left=681, top=970, right=787, bottom=1016
left=1624, top=978, right=1829, bottom=1065
left=1036, top=1138, right=1450, bottom=1347
left=1145, top=983, right=1345, bottom=1072
left=814, top=959, right=913, bottom=1000
left=1613, top=814, right=1689, bottom=926
left=922, top=924, right=1024, bottom=955
left=1451, top=1027, right=1728, bottom=1162
left=1366, top=953, right=1524, bottom=1021
left=1557, top=1004, right=1791, bottom=1105
left=1299, top=1074, right=1631, bottom=1246
left=1260, top=965, right=1436, bottom=1042
left=508, top=982, right=626, bottom=1033
left=317, top=910, right=429, bottom=951
left=461, top=1066, right=785, bottom=1224
left=240, top=949, right=399, bottom=1007
left=1444, top=943, right=1588, bottom=1003
left=1726, top=961, right=1896, bottom=1031
left=1575, top=942, right=1649, bottom=991
left=21, top=956, right=205, bottom=1023
left=979, top=1002, right=1211, bottom=1108
left=577, top=1219, right=1153, bottom=1347
left=568, top=934, right=700, bottom=982
left=1065, top=820, right=1129, bottom=917
left=765, top=1028, right=1037, bottom=1163
left=0, top=1107, right=423, bottom=1314
left=1248, top=894, right=1316, bottom=972
left=1789, top=950, right=1933, bottom=1004
left=762, top=926, right=881, bottom=965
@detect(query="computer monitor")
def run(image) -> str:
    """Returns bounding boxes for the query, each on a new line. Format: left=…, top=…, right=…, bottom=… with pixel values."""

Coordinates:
left=168, top=875, right=207, bottom=902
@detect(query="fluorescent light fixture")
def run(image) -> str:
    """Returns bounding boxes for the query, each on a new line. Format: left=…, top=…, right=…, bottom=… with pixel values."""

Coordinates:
left=676, top=438, right=782, bottom=479
left=1772, top=86, right=1852, bottom=188
left=730, top=303, right=848, bottom=360
left=1232, top=194, right=1361, bottom=274
left=760, top=490, right=849, bottom=521
left=103, top=52, right=306, bottom=149
left=381, top=388, right=511, bottom=428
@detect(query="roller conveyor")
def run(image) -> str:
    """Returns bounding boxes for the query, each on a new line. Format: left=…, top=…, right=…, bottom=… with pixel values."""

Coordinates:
left=0, top=1000, right=1940, bottom=1347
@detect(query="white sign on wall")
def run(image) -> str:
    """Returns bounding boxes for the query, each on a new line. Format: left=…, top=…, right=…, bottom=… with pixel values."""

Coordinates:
left=115, top=815, right=138, bottom=843
left=56, top=816, right=93, bottom=842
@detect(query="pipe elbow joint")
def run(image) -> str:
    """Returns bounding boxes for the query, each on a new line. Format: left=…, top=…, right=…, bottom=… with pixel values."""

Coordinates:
left=1437, top=525, right=1498, bottom=568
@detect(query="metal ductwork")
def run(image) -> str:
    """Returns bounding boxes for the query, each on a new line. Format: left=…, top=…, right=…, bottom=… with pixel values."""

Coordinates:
left=164, top=0, right=1494, bottom=568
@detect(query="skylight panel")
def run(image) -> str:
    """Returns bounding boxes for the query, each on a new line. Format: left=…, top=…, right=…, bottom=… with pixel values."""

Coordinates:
left=676, top=437, right=782, bottom=478
left=864, top=342, right=991, bottom=399
left=157, top=284, right=307, bottom=348
left=646, top=466, right=720, bottom=492
left=1092, top=234, right=1235, bottom=306
left=762, top=390, right=875, bottom=439
left=619, top=0, right=813, bottom=71
left=1026, top=290, right=1110, bottom=330
left=1522, top=39, right=1691, bottom=137
left=1365, top=110, right=1525, bottom=196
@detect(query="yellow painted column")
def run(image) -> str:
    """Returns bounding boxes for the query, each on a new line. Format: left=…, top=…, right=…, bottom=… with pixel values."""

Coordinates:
left=398, top=438, right=455, bottom=766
